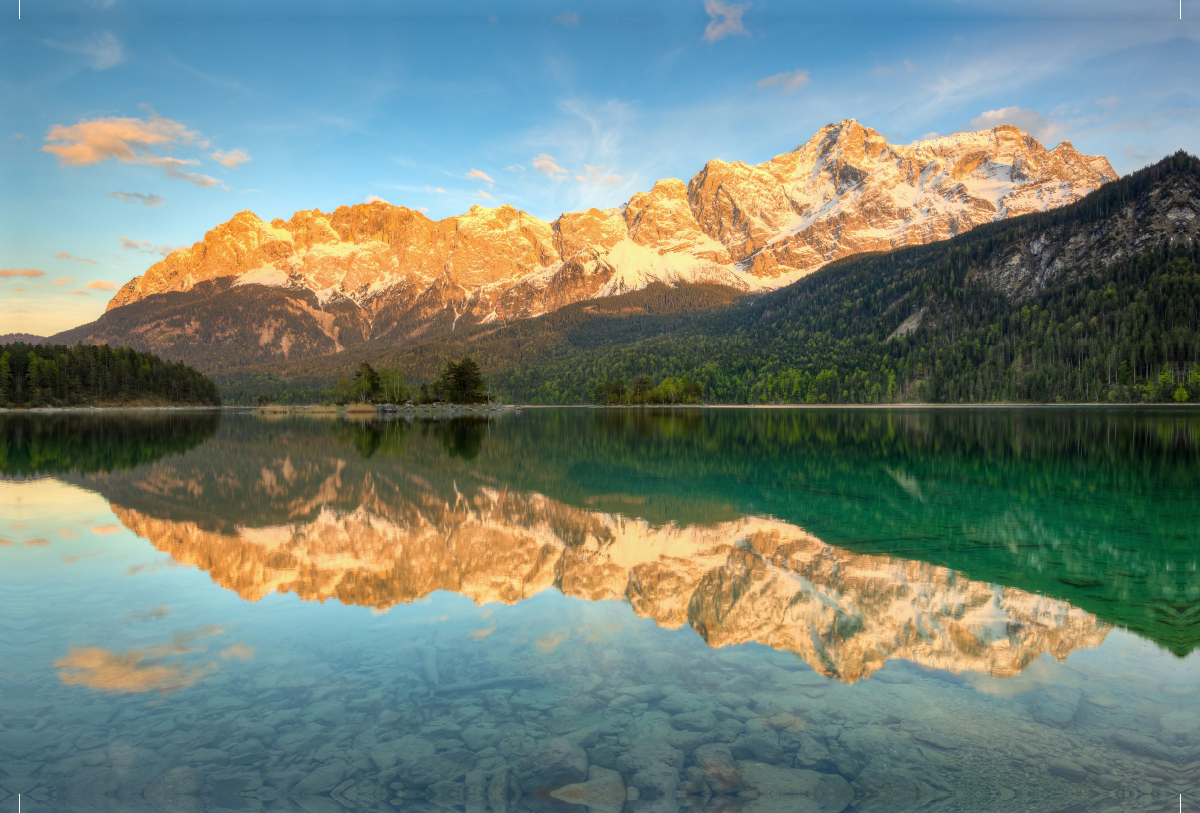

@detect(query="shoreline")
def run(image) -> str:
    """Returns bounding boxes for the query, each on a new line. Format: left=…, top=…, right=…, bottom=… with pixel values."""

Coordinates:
left=2, top=402, right=1194, bottom=413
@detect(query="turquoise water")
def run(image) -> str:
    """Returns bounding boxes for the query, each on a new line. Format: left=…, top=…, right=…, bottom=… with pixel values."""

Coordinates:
left=1, top=408, right=1198, bottom=813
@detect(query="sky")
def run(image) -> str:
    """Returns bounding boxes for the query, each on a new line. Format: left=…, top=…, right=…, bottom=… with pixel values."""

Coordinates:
left=2, top=0, right=1198, bottom=335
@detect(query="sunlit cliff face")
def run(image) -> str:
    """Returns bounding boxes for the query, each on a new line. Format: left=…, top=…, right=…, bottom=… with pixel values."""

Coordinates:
left=107, top=477, right=1109, bottom=684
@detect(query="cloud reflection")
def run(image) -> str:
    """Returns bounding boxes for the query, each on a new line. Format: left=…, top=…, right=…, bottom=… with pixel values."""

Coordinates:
left=55, top=626, right=224, bottom=695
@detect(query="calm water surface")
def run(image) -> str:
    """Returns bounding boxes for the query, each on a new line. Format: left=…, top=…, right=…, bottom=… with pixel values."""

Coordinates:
left=1, top=408, right=1198, bottom=813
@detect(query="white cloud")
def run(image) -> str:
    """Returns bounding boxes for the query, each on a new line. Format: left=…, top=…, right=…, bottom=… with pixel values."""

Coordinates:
left=702, top=1, right=749, bottom=43
left=55, top=252, right=98, bottom=264
left=476, top=189, right=492, bottom=199
left=466, top=168, right=495, bottom=185
left=109, top=191, right=164, bottom=207
left=86, top=280, right=118, bottom=291
left=575, top=164, right=622, bottom=185
left=533, top=153, right=568, bottom=176
left=967, top=106, right=1063, bottom=144
left=425, top=185, right=446, bottom=193
left=504, top=164, right=525, bottom=172
left=42, top=31, right=125, bottom=70
left=418, top=207, right=429, bottom=214
left=756, top=69, right=809, bottom=93
left=211, top=149, right=251, bottom=169
left=553, top=12, right=579, bottom=27
left=118, top=237, right=184, bottom=257
left=43, top=113, right=221, bottom=187
left=365, top=194, right=390, bottom=204
left=1096, top=95, right=1120, bottom=107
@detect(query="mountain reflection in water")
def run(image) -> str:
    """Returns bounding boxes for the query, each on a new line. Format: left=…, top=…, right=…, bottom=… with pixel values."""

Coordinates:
left=104, top=478, right=1109, bottom=684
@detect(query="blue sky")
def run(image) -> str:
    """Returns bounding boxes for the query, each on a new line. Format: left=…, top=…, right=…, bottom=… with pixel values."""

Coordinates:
left=2, top=0, right=1197, bottom=334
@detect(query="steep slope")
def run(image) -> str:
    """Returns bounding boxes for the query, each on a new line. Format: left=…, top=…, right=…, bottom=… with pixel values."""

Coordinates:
left=57, top=121, right=1114, bottom=367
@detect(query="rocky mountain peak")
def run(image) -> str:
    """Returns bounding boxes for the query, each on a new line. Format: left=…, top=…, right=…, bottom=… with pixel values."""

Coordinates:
left=96, top=120, right=1116, bottom=362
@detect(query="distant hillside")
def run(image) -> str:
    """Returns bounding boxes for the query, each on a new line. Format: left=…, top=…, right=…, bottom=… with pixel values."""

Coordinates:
left=0, top=343, right=220, bottom=407
left=0, top=334, right=47, bottom=344
left=218, top=151, right=1200, bottom=406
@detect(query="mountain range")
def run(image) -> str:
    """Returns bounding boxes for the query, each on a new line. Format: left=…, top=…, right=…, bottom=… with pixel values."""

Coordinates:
left=54, top=120, right=1116, bottom=370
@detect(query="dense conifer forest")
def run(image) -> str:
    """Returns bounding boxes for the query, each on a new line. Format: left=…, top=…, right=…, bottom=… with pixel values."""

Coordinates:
left=0, top=343, right=221, bottom=407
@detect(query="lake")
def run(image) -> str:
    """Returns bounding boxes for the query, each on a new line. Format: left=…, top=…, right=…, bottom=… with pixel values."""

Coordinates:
left=1, top=407, right=1197, bottom=813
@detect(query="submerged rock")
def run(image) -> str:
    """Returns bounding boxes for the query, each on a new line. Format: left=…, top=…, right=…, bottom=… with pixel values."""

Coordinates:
left=549, top=765, right=626, bottom=813
left=519, top=737, right=589, bottom=794
left=691, top=743, right=740, bottom=794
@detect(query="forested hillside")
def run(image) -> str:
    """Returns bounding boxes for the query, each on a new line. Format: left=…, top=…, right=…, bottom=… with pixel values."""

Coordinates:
left=0, top=343, right=221, bottom=407
left=217, top=152, right=1200, bottom=406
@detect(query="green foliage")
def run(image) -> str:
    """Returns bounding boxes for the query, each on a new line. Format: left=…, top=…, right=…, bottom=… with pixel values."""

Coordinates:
left=593, top=375, right=704, bottom=404
left=437, top=357, right=487, bottom=404
left=0, top=343, right=220, bottom=407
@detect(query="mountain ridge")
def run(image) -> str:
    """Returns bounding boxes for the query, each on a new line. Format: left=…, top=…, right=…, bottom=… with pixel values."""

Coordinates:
left=65, top=120, right=1115, bottom=367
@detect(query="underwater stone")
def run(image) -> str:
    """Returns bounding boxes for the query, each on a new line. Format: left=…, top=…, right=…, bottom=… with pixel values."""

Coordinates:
left=744, top=729, right=784, bottom=764
left=292, top=759, right=350, bottom=796
left=658, top=694, right=705, bottom=715
left=518, top=737, right=589, bottom=794
left=1047, top=759, right=1089, bottom=783
left=370, top=734, right=436, bottom=770
left=549, top=765, right=626, bottom=813
left=617, top=740, right=684, bottom=775
left=462, top=727, right=503, bottom=751
left=691, top=744, right=740, bottom=794
left=665, top=729, right=716, bottom=754
left=670, top=711, right=718, bottom=733
left=738, top=761, right=853, bottom=813
left=404, top=749, right=478, bottom=787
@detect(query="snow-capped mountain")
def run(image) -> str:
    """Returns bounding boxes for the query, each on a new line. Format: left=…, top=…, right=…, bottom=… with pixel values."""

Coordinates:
left=94, top=120, right=1115, bottom=358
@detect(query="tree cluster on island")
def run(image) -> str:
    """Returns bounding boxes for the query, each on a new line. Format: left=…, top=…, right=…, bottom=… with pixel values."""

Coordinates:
left=325, top=357, right=489, bottom=405
left=0, top=343, right=220, bottom=407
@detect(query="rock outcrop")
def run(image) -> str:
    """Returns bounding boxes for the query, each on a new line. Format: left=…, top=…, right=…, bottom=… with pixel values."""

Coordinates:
left=99, top=121, right=1115, bottom=355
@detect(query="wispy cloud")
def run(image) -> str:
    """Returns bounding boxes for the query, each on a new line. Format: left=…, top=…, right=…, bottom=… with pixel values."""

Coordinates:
left=504, top=164, right=525, bottom=172
left=425, top=185, right=446, bottom=194
left=756, top=70, right=810, bottom=93
left=109, top=191, right=165, bottom=207
left=0, top=269, right=45, bottom=278
left=53, top=277, right=75, bottom=286
left=968, top=106, right=1063, bottom=144
left=576, top=164, right=622, bottom=185
left=553, top=12, right=579, bottom=27
left=42, top=31, right=125, bottom=70
left=118, top=237, right=184, bottom=257
left=476, top=189, right=492, bottom=199
left=533, top=153, right=568, bottom=177
left=86, top=280, right=118, bottom=291
left=466, top=168, right=495, bottom=185
left=702, top=1, right=749, bottom=43
left=43, top=114, right=221, bottom=187
left=68, top=290, right=90, bottom=296
left=1096, top=95, right=1120, bottom=108
left=365, top=194, right=390, bottom=204
left=211, top=149, right=250, bottom=169
left=55, top=252, right=98, bottom=264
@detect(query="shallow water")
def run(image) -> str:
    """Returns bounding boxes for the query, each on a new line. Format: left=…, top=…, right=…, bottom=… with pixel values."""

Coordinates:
left=1, top=407, right=1198, bottom=813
